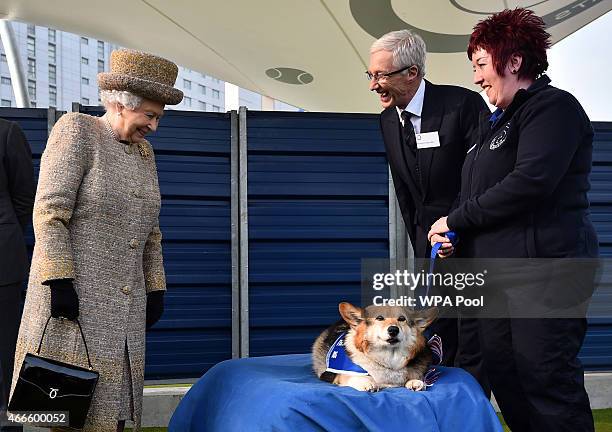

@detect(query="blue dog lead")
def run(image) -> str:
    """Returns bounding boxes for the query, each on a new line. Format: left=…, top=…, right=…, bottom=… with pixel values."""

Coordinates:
left=426, top=230, right=458, bottom=297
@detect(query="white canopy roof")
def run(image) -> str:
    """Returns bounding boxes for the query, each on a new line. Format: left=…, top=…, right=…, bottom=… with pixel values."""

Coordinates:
left=1, top=0, right=610, bottom=112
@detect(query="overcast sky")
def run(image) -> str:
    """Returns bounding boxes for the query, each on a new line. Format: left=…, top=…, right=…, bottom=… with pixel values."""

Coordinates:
left=547, top=10, right=611, bottom=121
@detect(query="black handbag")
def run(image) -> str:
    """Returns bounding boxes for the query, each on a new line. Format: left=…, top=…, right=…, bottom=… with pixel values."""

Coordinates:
left=8, top=316, right=99, bottom=430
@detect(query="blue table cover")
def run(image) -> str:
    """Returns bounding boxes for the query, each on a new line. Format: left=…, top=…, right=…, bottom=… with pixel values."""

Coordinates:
left=169, top=354, right=503, bottom=432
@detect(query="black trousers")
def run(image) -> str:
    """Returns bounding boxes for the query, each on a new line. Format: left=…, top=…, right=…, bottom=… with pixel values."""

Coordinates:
left=414, top=224, right=490, bottom=396
left=0, top=282, right=23, bottom=432
left=480, top=318, right=593, bottom=432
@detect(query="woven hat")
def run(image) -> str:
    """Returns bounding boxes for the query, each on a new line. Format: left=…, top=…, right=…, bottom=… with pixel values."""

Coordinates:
left=98, top=49, right=183, bottom=105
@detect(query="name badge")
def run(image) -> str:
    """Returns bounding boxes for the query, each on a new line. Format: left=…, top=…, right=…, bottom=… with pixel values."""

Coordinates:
left=416, top=131, right=441, bottom=149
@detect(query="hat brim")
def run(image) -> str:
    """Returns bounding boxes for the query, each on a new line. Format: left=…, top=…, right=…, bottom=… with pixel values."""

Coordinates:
left=98, top=72, right=183, bottom=105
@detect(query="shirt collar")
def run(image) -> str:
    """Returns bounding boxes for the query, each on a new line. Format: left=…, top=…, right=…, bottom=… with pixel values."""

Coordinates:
left=396, top=78, right=425, bottom=124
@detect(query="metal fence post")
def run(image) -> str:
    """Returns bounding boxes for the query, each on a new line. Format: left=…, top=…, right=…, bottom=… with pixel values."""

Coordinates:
left=388, top=170, right=413, bottom=298
left=230, top=110, right=240, bottom=358
left=238, top=106, right=250, bottom=358
left=47, top=106, right=57, bottom=136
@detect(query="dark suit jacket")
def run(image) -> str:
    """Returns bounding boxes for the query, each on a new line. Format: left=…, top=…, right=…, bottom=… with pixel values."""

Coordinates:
left=380, top=80, right=488, bottom=258
left=0, top=118, right=35, bottom=286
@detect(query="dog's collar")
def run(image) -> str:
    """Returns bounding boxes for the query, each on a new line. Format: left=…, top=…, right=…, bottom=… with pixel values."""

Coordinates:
left=325, top=332, right=369, bottom=376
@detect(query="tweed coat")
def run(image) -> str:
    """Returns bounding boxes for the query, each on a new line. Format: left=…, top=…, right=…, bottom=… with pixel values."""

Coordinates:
left=11, top=112, right=166, bottom=431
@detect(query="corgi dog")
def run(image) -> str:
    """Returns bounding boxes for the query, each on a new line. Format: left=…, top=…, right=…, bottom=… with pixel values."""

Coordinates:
left=312, top=302, right=437, bottom=392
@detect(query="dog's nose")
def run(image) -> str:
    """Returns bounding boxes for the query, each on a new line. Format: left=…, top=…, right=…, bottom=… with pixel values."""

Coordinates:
left=387, top=326, right=399, bottom=337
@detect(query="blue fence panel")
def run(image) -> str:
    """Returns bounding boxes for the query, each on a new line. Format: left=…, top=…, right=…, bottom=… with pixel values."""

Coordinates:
left=3, top=106, right=612, bottom=375
left=246, top=111, right=389, bottom=356
left=132, top=109, right=232, bottom=379
left=582, top=122, right=612, bottom=370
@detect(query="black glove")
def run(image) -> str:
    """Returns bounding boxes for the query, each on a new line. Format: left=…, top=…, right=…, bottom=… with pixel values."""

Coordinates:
left=146, top=291, right=165, bottom=329
left=48, top=279, right=79, bottom=320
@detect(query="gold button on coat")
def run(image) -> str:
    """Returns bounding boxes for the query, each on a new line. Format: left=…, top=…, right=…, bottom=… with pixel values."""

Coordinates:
left=121, top=285, right=131, bottom=295
left=124, top=144, right=133, bottom=155
left=129, top=238, right=139, bottom=249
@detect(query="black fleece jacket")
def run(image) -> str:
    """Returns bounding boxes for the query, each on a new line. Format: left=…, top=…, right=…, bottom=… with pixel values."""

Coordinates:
left=448, top=75, right=598, bottom=258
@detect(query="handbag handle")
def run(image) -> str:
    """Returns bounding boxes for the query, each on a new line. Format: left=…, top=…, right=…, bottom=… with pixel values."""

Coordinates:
left=37, top=316, right=94, bottom=370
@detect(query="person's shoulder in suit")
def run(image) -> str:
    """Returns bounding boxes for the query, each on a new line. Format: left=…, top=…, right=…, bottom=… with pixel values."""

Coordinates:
left=0, top=116, right=18, bottom=136
left=380, top=105, right=398, bottom=118
left=0, top=117, right=15, bottom=126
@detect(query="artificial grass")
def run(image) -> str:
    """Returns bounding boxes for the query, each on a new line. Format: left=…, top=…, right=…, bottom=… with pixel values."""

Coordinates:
left=498, top=408, right=612, bottom=431
left=126, top=428, right=167, bottom=432
left=128, top=409, right=612, bottom=432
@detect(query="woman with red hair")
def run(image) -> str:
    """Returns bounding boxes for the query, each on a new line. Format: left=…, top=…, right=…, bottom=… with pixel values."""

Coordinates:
left=429, top=8, right=598, bottom=432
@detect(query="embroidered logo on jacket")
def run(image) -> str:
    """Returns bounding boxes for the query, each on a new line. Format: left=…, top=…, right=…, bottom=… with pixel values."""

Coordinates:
left=490, top=122, right=511, bottom=150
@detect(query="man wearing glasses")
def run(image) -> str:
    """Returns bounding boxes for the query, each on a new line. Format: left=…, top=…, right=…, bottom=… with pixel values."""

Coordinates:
left=368, top=30, right=489, bottom=393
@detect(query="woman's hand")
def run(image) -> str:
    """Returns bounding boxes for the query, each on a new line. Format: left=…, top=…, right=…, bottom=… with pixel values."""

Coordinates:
left=428, top=217, right=455, bottom=258
left=146, top=291, right=165, bottom=329
left=428, top=217, right=449, bottom=240
left=430, top=234, right=455, bottom=258
left=48, top=279, right=79, bottom=320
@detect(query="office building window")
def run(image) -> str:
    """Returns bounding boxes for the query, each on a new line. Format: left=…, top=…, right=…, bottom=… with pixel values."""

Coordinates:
left=81, top=57, right=89, bottom=65
left=30, top=101, right=36, bottom=108
left=212, top=89, right=220, bottom=99
left=27, top=36, right=36, bottom=57
left=49, top=44, right=56, bottom=63
left=27, top=24, right=35, bottom=36
left=49, top=64, right=56, bottom=84
left=199, top=84, right=206, bottom=95
left=49, top=86, right=57, bottom=107
left=82, top=77, right=89, bottom=85
left=28, top=80, right=36, bottom=100
left=98, top=59, right=105, bottom=73
left=1, top=99, right=11, bottom=107
left=213, top=105, right=220, bottom=112
left=81, top=97, right=89, bottom=105
left=1, top=77, right=11, bottom=85
left=27, top=58, right=36, bottom=80
left=48, top=29, right=56, bottom=43
left=184, top=96, right=192, bottom=107
left=97, top=41, right=104, bottom=58
left=81, top=37, right=88, bottom=45
left=198, top=101, right=206, bottom=111
left=183, top=79, right=191, bottom=90
left=0, top=54, right=6, bottom=62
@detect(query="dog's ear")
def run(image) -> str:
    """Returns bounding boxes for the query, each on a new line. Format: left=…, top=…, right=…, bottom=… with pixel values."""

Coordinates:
left=339, top=302, right=364, bottom=327
left=413, top=307, right=438, bottom=331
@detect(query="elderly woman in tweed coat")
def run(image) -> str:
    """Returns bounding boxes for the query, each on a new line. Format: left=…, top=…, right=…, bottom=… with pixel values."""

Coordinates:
left=11, top=50, right=183, bottom=432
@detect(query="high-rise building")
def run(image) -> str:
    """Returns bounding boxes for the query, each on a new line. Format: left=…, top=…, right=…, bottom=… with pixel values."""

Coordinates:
left=0, top=21, right=298, bottom=111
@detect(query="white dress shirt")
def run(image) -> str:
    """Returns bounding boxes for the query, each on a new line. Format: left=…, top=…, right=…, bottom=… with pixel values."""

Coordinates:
left=396, top=78, right=426, bottom=134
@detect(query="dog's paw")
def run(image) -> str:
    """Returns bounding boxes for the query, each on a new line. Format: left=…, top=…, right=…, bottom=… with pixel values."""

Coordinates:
left=347, top=376, right=379, bottom=392
left=405, top=379, right=425, bottom=391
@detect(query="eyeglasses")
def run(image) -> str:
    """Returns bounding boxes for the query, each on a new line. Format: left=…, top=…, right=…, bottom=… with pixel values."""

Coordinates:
left=365, top=65, right=414, bottom=82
